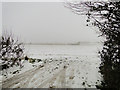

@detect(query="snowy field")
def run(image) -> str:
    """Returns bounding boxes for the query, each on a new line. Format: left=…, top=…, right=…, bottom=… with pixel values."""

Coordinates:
left=1, top=43, right=103, bottom=88
left=25, top=43, right=102, bottom=58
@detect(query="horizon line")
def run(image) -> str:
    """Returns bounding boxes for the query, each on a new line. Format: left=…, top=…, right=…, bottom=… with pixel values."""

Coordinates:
left=24, top=41, right=103, bottom=45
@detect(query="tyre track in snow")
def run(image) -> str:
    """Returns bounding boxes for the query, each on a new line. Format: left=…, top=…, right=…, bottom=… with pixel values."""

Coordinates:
left=2, top=60, right=67, bottom=88
left=2, top=56, right=100, bottom=88
left=37, top=68, right=66, bottom=88
left=2, top=65, right=42, bottom=88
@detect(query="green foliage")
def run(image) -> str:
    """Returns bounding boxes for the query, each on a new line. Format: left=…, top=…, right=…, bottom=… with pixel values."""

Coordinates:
left=29, top=58, right=36, bottom=63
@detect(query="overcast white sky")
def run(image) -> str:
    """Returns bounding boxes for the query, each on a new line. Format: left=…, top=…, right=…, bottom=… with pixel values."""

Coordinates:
left=0, top=2, right=2, bottom=37
left=2, top=2, right=102, bottom=44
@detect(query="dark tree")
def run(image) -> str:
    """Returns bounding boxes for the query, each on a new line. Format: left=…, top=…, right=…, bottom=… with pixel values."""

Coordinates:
left=0, top=31, right=24, bottom=66
left=66, top=1, right=120, bottom=89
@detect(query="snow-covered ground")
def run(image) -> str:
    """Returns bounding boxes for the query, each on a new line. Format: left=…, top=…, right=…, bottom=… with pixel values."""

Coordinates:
left=1, top=43, right=103, bottom=88
left=25, top=43, right=102, bottom=58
